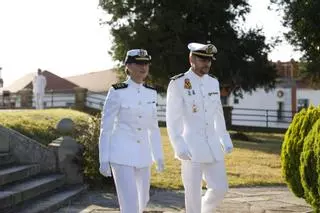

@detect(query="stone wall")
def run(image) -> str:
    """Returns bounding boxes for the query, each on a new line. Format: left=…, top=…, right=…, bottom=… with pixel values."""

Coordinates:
left=0, top=125, right=56, bottom=173
left=0, top=127, right=9, bottom=152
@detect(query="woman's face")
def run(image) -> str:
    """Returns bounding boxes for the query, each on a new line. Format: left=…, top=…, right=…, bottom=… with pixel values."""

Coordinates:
left=126, top=62, right=150, bottom=83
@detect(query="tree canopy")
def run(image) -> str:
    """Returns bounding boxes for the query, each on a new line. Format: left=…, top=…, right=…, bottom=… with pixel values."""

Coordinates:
left=100, top=0, right=277, bottom=93
left=271, top=0, right=320, bottom=82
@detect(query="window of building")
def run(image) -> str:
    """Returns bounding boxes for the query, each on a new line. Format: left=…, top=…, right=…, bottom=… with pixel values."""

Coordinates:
left=233, top=98, right=239, bottom=104
left=298, top=99, right=309, bottom=111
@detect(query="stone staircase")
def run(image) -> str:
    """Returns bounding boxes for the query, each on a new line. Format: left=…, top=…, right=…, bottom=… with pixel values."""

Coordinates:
left=0, top=152, right=86, bottom=213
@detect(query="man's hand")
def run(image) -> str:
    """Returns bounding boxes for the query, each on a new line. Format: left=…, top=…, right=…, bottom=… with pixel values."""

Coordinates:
left=224, top=146, right=233, bottom=154
left=99, top=162, right=112, bottom=177
left=156, top=159, right=164, bottom=172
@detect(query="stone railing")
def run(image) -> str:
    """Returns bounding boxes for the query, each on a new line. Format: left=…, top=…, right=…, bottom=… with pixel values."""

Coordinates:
left=48, top=118, right=84, bottom=184
left=0, top=125, right=56, bottom=172
left=0, top=118, right=84, bottom=184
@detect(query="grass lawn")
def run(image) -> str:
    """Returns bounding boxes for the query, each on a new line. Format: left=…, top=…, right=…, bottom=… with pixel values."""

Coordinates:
left=0, top=109, right=91, bottom=145
left=150, top=129, right=284, bottom=189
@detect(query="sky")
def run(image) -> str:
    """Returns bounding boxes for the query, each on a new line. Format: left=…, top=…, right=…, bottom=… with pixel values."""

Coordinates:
left=0, top=0, right=302, bottom=87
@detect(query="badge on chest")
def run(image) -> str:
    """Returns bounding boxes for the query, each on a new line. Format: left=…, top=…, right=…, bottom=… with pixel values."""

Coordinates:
left=183, top=79, right=199, bottom=113
left=184, top=78, right=196, bottom=96
left=192, top=103, right=198, bottom=113
left=208, top=92, right=218, bottom=96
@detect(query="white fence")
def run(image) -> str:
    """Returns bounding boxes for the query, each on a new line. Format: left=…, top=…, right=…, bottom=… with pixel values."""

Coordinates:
left=85, top=92, right=106, bottom=110
left=42, top=93, right=75, bottom=108
left=232, top=108, right=294, bottom=129
left=0, top=92, right=75, bottom=109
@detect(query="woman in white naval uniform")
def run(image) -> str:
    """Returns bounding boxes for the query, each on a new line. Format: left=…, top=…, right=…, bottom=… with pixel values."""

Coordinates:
left=166, top=43, right=233, bottom=213
left=99, top=49, right=164, bottom=213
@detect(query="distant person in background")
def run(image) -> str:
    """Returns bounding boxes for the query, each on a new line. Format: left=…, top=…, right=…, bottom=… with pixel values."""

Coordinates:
left=32, top=68, right=47, bottom=109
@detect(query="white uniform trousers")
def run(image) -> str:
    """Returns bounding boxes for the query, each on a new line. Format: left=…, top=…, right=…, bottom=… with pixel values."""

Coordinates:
left=111, top=163, right=151, bottom=213
left=181, top=160, right=229, bottom=213
left=34, top=93, right=44, bottom=109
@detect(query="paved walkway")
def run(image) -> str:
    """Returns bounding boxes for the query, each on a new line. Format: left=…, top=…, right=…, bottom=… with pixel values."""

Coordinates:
left=55, top=186, right=313, bottom=213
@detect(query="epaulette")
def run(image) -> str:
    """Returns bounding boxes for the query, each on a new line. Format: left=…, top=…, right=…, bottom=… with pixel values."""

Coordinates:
left=208, top=74, right=218, bottom=79
left=112, top=83, right=128, bottom=90
left=170, top=73, right=184, bottom=80
left=143, top=84, right=156, bottom=91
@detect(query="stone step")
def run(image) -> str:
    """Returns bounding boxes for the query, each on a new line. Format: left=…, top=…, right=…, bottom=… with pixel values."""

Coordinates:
left=8, top=184, right=87, bottom=213
left=0, top=153, right=14, bottom=166
left=0, top=174, right=65, bottom=209
left=0, top=164, right=40, bottom=186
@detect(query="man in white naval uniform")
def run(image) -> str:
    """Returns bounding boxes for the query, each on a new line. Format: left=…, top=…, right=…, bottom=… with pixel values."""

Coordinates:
left=32, top=69, right=47, bottom=109
left=166, top=42, right=233, bottom=213
left=99, top=49, right=164, bottom=213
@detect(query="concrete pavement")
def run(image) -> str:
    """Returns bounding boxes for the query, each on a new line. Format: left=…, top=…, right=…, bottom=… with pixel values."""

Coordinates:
left=55, top=186, right=313, bottom=213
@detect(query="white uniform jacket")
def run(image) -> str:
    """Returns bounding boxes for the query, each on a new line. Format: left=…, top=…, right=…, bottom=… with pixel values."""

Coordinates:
left=99, top=78, right=164, bottom=168
left=166, top=69, right=232, bottom=163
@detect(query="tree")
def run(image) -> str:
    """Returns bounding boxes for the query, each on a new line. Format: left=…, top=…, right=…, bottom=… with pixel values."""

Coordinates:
left=100, top=0, right=277, bottom=93
left=271, top=0, right=320, bottom=83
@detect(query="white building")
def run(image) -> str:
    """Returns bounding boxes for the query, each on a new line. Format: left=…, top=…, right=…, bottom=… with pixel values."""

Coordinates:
left=228, top=60, right=320, bottom=128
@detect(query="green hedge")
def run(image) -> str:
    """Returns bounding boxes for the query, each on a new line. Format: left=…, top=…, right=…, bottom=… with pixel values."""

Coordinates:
left=281, top=106, right=320, bottom=211
left=281, top=108, right=308, bottom=198
left=300, top=115, right=320, bottom=211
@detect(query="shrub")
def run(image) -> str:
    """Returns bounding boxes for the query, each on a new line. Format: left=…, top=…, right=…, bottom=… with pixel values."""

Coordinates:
left=78, top=115, right=103, bottom=183
left=77, top=114, right=116, bottom=188
left=300, top=112, right=320, bottom=211
left=281, top=106, right=320, bottom=198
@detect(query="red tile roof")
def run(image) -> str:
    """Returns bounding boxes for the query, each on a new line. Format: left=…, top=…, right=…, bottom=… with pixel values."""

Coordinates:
left=3, top=71, right=79, bottom=93
left=66, top=69, right=119, bottom=92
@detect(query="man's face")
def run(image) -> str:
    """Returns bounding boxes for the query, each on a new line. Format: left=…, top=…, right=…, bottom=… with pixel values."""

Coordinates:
left=127, top=62, right=150, bottom=82
left=190, top=55, right=212, bottom=76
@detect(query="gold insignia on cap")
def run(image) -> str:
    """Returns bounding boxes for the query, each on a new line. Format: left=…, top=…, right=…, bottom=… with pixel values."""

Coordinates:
left=206, top=44, right=214, bottom=54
